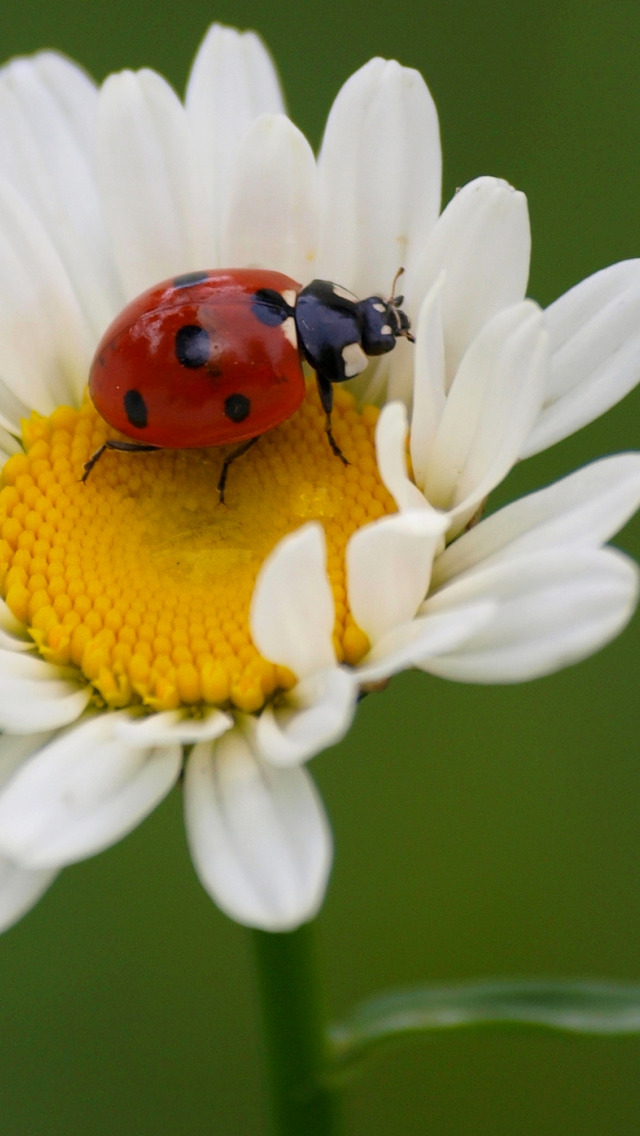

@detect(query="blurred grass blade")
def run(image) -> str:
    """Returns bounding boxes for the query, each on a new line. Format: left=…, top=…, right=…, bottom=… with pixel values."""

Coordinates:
left=329, top=979, right=640, bottom=1074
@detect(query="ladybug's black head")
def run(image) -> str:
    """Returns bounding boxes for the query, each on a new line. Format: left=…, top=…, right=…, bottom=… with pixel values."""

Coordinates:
left=356, top=268, right=415, bottom=358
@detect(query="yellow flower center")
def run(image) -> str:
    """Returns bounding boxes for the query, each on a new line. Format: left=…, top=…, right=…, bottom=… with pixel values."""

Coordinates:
left=0, top=384, right=395, bottom=713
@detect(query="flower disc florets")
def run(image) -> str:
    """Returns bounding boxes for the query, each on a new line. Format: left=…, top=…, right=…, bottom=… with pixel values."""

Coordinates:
left=0, top=384, right=394, bottom=714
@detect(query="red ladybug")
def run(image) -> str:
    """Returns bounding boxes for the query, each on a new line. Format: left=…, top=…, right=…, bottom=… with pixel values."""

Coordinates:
left=84, top=267, right=413, bottom=499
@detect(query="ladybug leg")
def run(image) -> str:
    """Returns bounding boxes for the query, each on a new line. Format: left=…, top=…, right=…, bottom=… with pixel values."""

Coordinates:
left=217, top=436, right=260, bottom=504
left=325, top=417, right=349, bottom=464
left=315, top=373, right=349, bottom=465
left=81, top=439, right=160, bottom=482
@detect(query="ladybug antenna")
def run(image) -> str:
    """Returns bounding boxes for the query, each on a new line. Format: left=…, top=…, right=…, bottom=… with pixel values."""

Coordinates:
left=390, top=265, right=405, bottom=302
left=389, top=266, right=415, bottom=344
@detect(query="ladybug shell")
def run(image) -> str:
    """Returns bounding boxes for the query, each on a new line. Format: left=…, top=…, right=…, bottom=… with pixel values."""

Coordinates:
left=89, top=269, right=305, bottom=449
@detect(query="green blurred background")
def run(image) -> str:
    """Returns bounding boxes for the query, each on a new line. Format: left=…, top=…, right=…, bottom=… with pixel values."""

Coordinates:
left=0, top=0, right=639, bottom=1132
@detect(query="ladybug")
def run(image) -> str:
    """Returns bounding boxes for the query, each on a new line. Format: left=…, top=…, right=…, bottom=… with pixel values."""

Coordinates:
left=84, top=267, right=414, bottom=499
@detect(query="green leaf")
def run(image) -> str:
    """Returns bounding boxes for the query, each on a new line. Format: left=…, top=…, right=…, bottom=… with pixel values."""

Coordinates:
left=328, top=979, right=640, bottom=1075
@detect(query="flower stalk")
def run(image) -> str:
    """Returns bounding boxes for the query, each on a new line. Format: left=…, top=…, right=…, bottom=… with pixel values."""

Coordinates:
left=252, top=922, right=342, bottom=1136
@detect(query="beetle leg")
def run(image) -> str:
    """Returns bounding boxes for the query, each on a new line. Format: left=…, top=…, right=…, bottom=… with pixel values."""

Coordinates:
left=325, top=417, right=349, bottom=464
left=81, top=439, right=160, bottom=481
left=315, top=373, right=349, bottom=466
left=217, top=436, right=260, bottom=504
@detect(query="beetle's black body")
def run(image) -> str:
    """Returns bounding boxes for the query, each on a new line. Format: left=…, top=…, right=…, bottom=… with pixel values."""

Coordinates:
left=253, top=273, right=414, bottom=434
left=294, top=276, right=413, bottom=456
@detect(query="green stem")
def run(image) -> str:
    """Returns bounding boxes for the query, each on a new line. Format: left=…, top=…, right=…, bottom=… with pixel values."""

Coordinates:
left=251, top=922, right=342, bottom=1136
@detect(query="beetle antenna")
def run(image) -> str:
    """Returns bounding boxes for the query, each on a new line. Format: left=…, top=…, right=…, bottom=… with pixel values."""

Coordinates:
left=389, top=266, right=405, bottom=302
left=388, top=266, right=415, bottom=343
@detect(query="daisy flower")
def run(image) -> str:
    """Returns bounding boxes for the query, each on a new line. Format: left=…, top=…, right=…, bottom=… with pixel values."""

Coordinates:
left=0, top=24, right=638, bottom=934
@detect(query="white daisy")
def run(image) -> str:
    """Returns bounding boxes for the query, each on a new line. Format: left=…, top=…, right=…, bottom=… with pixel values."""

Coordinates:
left=0, top=24, right=638, bottom=935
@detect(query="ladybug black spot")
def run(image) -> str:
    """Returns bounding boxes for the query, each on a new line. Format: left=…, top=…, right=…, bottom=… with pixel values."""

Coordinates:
left=173, top=270, right=211, bottom=289
left=175, top=325, right=211, bottom=368
left=252, top=289, right=294, bottom=326
left=224, top=393, right=251, bottom=423
left=124, top=389, right=148, bottom=429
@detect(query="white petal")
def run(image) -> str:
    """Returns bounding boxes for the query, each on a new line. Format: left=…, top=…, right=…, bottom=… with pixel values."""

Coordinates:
left=356, top=600, right=496, bottom=684
left=316, top=58, right=441, bottom=295
left=347, top=511, right=447, bottom=643
left=0, top=855, right=57, bottom=933
left=0, top=176, right=94, bottom=425
left=407, top=177, right=530, bottom=382
left=250, top=523, right=336, bottom=679
left=375, top=401, right=435, bottom=512
left=0, top=600, right=34, bottom=652
left=221, top=114, right=319, bottom=278
left=433, top=453, right=640, bottom=587
left=98, top=69, right=206, bottom=298
left=0, top=641, right=35, bottom=675
left=114, top=708, right=233, bottom=747
left=0, top=52, right=122, bottom=336
left=409, top=279, right=446, bottom=487
left=0, top=714, right=181, bottom=868
left=384, top=334, right=416, bottom=409
left=522, top=260, right=640, bottom=457
left=0, top=423, right=20, bottom=461
left=424, top=547, right=639, bottom=683
left=0, top=729, right=59, bottom=789
left=0, top=658, right=90, bottom=733
left=0, top=651, right=70, bottom=679
left=256, top=667, right=357, bottom=767
left=423, top=301, right=547, bottom=523
left=185, top=24, right=284, bottom=257
left=184, top=726, right=332, bottom=930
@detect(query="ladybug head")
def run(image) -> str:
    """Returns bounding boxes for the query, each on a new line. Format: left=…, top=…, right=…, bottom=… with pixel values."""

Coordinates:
left=356, top=267, right=415, bottom=357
